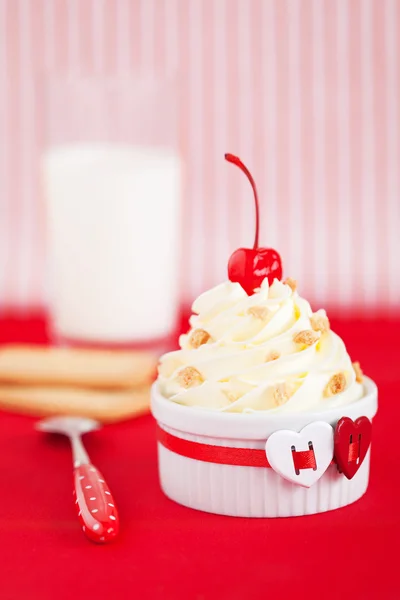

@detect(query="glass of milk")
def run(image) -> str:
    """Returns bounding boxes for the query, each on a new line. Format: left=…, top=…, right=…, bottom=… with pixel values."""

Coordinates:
left=42, top=75, right=181, bottom=350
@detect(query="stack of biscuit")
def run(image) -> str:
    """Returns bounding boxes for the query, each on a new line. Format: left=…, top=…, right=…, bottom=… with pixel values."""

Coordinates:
left=0, top=345, right=157, bottom=423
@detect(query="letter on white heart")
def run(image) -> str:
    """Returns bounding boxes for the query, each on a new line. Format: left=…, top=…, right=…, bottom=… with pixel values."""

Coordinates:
left=265, top=422, right=334, bottom=488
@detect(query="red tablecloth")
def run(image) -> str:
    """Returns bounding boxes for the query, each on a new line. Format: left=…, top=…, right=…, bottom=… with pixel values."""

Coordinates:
left=0, top=312, right=398, bottom=600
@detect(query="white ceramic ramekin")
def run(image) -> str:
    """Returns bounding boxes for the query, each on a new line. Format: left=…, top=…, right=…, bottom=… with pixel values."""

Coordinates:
left=151, top=378, right=378, bottom=517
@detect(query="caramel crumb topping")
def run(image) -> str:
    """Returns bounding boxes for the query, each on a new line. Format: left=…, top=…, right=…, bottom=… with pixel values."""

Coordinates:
left=247, top=306, right=270, bottom=320
left=266, top=350, right=281, bottom=362
left=293, top=330, right=319, bottom=347
left=325, top=373, right=346, bottom=397
left=352, top=361, right=363, bottom=383
left=284, top=277, right=297, bottom=292
left=189, top=328, right=211, bottom=349
left=177, top=366, right=204, bottom=389
left=224, top=390, right=239, bottom=403
left=273, top=383, right=289, bottom=406
left=310, top=313, right=330, bottom=334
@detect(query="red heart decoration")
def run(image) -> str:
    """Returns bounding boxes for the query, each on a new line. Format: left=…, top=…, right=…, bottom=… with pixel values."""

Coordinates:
left=334, top=416, right=372, bottom=480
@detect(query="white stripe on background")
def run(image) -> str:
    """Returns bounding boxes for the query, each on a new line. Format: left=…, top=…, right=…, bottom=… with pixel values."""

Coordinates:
left=17, top=0, right=35, bottom=308
left=116, top=0, right=131, bottom=73
left=0, top=0, right=8, bottom=307
left=164, top=0, right=179, bottom=74
left=140, top=0, right=155, bottom=73
left=43, top=0, right=55, bottom=70
left=67, top=0, right=80, bottom=73
left=187, top=0, right=205, bottom=297
left=164, top=0, right=178, bottom=73
left=360, top=0, right=377, bottom=305
left=261, top=0, right=278, bottom=251
left=312, top=0, right=327, bottom=305
left=41, top=0, right=57, bottom=307
left=237, top=0, right=254, bottom=249
left=212, top=0, right=229, bottom=283
left=336, top=0, right=352, bottom=306
left=92, top=0, right=105, bottom=73
left=287, top=0, right=303, bottom=284
left=385, top=0, right=400, bottom=307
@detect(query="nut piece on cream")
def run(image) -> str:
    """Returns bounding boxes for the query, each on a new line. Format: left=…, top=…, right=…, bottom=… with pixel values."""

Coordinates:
left=284, top=277, right=297, bottom=292
left=247, top=306, right=270, bottom=320
left=324, top=373, right=346, bottom=397
left=293, top=330, right=319, bottom=347
left=177, top=367, right=204, bottom=389
left=273, top=383, right=289, bottom=406
left=266, top=350, right=280, bottom=362
left=310, top=311, right=330, bottom=334
left=189, top=329, right=211, bottom=349
left=223, top=390, right=239, bottom=403
left=352, top=361, right=363, bottom=383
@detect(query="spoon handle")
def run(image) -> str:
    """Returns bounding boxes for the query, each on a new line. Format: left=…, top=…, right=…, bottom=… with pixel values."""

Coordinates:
left=73, top=464, right=119, bottom=544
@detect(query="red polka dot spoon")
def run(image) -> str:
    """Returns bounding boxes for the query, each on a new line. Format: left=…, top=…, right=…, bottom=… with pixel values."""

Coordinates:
left=36, top=416, right=119, bottom=544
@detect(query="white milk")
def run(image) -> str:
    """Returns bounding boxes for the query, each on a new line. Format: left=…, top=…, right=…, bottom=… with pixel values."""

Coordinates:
left=43, top=144, right=181, bottom=343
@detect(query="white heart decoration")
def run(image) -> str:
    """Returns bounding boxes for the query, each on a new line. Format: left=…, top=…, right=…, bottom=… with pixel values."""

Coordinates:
left=265, top=422, right=334, bottom=488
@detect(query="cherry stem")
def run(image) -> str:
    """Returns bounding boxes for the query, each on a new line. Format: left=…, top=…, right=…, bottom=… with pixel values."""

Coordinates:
left=225, top=153, right=260, bottom=249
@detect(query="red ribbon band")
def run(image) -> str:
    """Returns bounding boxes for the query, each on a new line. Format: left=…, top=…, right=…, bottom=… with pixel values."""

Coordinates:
left=348, top=441, right=360, bottom=462
left=157, top=425, right=269, bottom=467
left=157, top=425, right=361, bottom=470
left=292, top=449, right=317, bottom=472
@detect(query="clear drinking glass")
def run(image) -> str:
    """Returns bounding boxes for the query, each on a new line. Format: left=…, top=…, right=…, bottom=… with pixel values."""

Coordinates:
left=41, top=74, right=181, bottom=351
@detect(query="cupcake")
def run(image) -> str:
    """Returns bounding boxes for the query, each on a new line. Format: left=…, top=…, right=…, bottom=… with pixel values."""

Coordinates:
left=151, top=154, right=377, bottom=517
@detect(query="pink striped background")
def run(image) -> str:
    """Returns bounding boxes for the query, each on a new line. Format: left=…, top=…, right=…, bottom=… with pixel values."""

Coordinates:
left=0, top=0, right=399, bottom=313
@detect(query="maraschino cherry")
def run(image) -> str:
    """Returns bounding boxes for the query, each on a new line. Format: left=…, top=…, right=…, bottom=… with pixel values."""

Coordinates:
left=225, top=153, right=282, bottom=295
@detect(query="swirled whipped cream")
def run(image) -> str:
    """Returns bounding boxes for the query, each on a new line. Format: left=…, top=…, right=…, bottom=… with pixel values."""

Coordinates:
left=158, top=278, right=364, bottom=413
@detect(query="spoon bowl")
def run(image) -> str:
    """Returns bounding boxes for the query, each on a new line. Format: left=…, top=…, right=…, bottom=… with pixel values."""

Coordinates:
left=36, top=416, right=100, bottom=437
